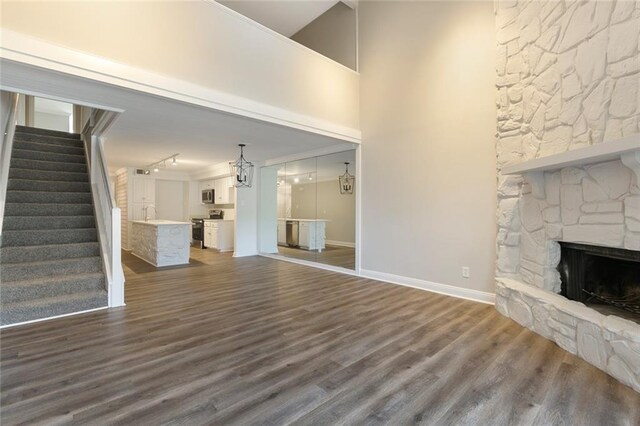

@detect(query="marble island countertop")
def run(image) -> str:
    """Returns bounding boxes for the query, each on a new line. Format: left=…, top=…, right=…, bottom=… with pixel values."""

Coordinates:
left=132, top=220, right=192, bottom=226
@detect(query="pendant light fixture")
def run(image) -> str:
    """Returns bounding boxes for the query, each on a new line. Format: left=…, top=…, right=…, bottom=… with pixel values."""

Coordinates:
left=339, top=162, right=355, bottom=194
left=229, top=144, right=254, bottom=188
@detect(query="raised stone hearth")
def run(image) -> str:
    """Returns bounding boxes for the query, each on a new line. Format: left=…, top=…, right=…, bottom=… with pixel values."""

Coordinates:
left=496, top=278, right=640, bottom=392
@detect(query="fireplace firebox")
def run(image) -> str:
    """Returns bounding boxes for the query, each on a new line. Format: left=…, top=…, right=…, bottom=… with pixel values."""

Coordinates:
left=557, top=242, right=640, bottom=320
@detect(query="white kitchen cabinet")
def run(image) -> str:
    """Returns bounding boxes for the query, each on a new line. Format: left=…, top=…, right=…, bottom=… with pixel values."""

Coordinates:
left=198, top=177, right=235, bottom=205
left=203, top=220, right=234, bottom=252
left=132, top=177, right=155, bottom=204
left=298, top=221, right=326, bottom=251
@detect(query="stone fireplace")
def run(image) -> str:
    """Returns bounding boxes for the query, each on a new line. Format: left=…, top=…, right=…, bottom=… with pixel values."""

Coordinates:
left=494, top=0, right=640, bottom=392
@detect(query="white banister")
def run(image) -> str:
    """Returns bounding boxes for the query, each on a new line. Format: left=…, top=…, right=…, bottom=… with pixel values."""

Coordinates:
left=0, top=92, right=20, bottom=237
left=82, top=109, right=125, bottom=307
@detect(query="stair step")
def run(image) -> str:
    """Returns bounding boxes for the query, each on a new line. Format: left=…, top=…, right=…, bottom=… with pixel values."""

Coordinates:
left=0, top=290, right=107, bottom=326
left=8, top=179, right=90, bottom=193
left=11, top=158, right=88, bottom=173
left=15, top=125, right=81, bottom=140
left=0, top=273, right=105, bottom=304
left=14, top=132, right=84, bottom=148
left=4, top=203, right=94, bottom=217
left=6, top=190, right=92, bottom=204
left=13, top=140, right=85, bottom=156
left=12, top=149, right=86, bottom=164
left=2, top=215, right=96, bottom=231
left=0, top=242, right=100, bottom=263
left=0, top=256, right=103, bottom=282
left=9, top=168, right=88, bottom=183
left=1, top=228, right=97, bottom=247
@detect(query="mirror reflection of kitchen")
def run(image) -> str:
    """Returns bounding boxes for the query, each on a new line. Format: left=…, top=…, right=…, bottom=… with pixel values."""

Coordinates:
left=270, top=150, right=356, bottom=270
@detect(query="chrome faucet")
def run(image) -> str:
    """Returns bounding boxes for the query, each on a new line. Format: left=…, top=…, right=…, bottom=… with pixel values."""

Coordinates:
left=143, top=204, right=157, bottom=222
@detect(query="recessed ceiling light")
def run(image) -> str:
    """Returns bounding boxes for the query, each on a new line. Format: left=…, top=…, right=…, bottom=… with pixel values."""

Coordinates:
left=294, top=177, right=299, bottom=183
left=172, top=157, right=177, bottom=166
left=153, top=166, right=159, bottom=172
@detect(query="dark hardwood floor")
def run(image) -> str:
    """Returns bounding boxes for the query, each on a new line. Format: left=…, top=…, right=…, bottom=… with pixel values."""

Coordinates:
left=278, top=244, right=356, bottom=270
left=1, top=249, right=639, bottom=425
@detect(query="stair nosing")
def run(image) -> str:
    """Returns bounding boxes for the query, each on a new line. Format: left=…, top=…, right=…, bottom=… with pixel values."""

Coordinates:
left=2, top=290, right=107, bottom=309
left=9, top=168, right=88, bottom=177
left=10, top=157, right=87, bottom=166
left=2, top=227, right=97, bottom=234
left=1, top=255, right=101, bottom=267
left=12, top=144, right=85, bottom=155
left=13, top=148, right=86, bottom=158
left=0, top=272, right=105, bottom=286
left=15, top=126, right=81, bottom=139
left=6, top=190, right=93, bottom=195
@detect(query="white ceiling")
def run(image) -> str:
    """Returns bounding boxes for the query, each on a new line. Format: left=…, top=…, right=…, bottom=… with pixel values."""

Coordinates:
left=217, top=0, right=339, bottom=37
left=1, top=60, right=354, bottom=173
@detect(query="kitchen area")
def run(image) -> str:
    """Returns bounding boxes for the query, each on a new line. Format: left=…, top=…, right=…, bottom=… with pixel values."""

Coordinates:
left=259, top=149, right=357, bottom=270
left=114, top=167, right=237, bottom=268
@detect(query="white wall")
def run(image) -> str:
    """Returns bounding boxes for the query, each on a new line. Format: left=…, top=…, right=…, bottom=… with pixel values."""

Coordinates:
left=33, top=111, right=69, bottom=132
left=235, top=176, right=259, bottom=257
left=358, top=1, right=497, bottom=295
left=155, top=180, right=186, bottom=222
left=1, top=1, right=360, bottom=137
left=259, top=167, right=278, bottom=254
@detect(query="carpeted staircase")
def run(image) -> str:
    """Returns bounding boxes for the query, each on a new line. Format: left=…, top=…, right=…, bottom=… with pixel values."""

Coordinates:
left=0, top=125, right=107, bottom=326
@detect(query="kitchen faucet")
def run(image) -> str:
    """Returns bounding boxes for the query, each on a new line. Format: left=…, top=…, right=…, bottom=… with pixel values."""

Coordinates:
left=143, top=204, right=157, bottom=222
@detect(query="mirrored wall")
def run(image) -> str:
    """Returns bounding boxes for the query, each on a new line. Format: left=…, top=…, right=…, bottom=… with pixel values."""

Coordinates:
left=259, top=150, right=356, bottom=270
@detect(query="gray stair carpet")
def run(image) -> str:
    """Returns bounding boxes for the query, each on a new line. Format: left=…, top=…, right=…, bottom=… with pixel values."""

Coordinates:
left=1, top=126, right=107, bottom=326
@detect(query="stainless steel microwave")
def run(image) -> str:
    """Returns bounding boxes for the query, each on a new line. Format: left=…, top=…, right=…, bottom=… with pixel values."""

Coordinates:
left=202, top=189, right=215, bottom=204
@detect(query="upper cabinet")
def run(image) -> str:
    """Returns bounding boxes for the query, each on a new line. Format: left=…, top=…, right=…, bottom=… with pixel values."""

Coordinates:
left=199, top=176, right=235, bottom=205
left=132, top=177, right=155, bottom=204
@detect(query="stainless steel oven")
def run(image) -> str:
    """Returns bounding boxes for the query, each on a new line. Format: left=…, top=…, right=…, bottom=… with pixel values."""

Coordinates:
left=191, top=218, right=204, bottom=248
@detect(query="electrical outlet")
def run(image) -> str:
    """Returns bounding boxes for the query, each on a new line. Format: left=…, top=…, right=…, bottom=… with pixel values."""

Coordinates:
left=462, top=267, right=470, bottom=278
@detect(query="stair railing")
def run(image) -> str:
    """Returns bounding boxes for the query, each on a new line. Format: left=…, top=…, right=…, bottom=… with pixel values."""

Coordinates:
left=0, top=92, right=20, bottom=238
left=82, top=108, right=125, bottom=307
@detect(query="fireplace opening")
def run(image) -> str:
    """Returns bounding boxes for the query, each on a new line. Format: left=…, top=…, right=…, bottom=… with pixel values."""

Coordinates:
left=558, top=242, right=640, bottom=323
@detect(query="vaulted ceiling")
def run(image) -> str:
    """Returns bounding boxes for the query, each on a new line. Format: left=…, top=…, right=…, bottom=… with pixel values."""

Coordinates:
left=217, top=0, right=339, bottom=37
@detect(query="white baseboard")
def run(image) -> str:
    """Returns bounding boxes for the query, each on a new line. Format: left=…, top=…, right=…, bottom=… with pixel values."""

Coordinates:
left=259, top=253, right=495, bottom=305
left=260, top=253, right=361, bottom=276
left=0, top=306, right=110, bottom=329
left=325, top=240, right=356, bottom=248
left=360, top=269, right=495, bottom=305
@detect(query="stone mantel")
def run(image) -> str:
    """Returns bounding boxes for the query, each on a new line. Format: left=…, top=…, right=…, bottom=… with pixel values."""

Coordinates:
left=502, top=135, right=640, bottom=199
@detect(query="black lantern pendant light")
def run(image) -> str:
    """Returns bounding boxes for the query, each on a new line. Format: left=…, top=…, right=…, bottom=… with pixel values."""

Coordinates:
left=229, top=144, right=254, bottom=188
left=339, top=162, right=354, bottom=194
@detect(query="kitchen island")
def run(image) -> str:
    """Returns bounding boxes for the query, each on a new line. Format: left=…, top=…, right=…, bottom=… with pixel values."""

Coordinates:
left=131, top=220, right=192, bottom=267
left=277, top=218, right=328, bottom=251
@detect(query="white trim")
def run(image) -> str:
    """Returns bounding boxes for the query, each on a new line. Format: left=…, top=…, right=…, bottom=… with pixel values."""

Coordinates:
left=326, top=240, right=356, bottom=248
left=355, top=144, right=361, bottom=273
left=0, top=30, right=361, bottom=144
left=260, top=253, right=361, bottom=276
left=360, top=269, right=496, bottom=305
left=205, top=0, right=359, bottom=76
left=0, top=306, right=110, bottom=329
left=0, top=83, right=123, bottom=114
left=259, top=253, right=494, bottom=305
left=264, top=143, right=359, bottom=167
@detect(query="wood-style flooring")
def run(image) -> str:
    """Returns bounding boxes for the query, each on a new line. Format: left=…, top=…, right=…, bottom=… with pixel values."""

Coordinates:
left=1, top=249, right=639, bottom=425
left=278, top=244, right=356, bottom=270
